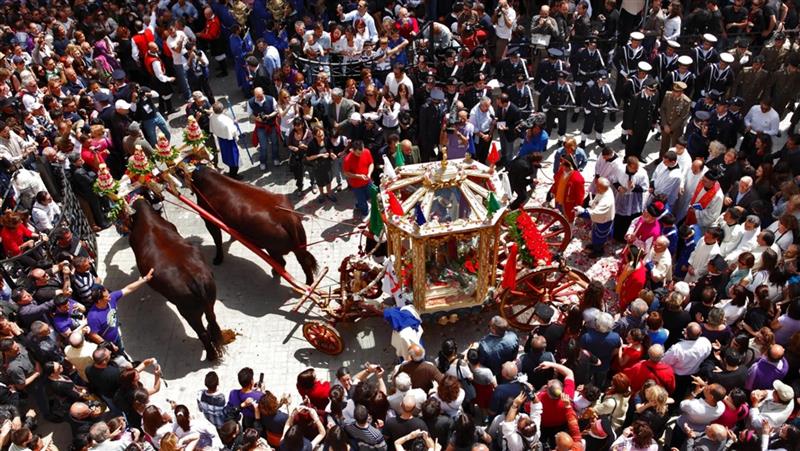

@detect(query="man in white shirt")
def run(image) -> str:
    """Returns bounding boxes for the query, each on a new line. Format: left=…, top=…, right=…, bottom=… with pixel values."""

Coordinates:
left=749, top=380, right=795, bottom=429
left=339, top=1, right=378, bottom=43
left=494, top=0, right=517, bottom=62
left=673, top=382, right=726, bottom=447
left=209, top=101, right=241, bottom=179
left=166, top=23, right=191, bottom=101
left=501, top=388, right=542, bottom=451
left=575, top=177, right=615, bottom=257
left=662, top=323, right=712, bottom=398
left=0, top=121, right=32, bottom=164
left=744, top=98, right=780, bottom=137
left=384, top=63, right=414, bottom=96
left=31, top=191, right=61, bottom=233
left=469, top=97, right=496, bottom=162
left=387, top=372, right=427, bottom=416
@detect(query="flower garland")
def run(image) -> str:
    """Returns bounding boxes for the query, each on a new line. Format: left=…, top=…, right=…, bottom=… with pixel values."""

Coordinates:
left=91, top=178, right=126, bottom=222
left=153, top=145, right=181, bottom=164
left=126, top=157, right=154, bottom=177
left=183, top=128, right=208, bottom=148
left=505, top=210, right=552, bottom=266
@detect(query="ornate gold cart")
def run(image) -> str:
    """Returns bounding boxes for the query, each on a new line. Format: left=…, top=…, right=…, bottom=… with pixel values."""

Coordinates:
left=300, top=156, right=591, bottom=354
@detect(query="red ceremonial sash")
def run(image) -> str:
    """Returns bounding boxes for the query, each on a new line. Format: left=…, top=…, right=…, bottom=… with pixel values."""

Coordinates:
left=685, top=181, right=720, bottom=226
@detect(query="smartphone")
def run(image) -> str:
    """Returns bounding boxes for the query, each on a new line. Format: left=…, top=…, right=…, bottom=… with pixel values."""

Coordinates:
left=258, top=372, right=264, bottom=387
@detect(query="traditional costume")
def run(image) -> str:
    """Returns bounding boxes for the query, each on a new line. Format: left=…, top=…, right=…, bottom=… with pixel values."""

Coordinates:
left=685, top=235, right=721, bottom=283
left=549, top=154, right=585, bottom=222
left=580, top=187, right=615, bottom=256
left=209, top=111, right=241, bottom=178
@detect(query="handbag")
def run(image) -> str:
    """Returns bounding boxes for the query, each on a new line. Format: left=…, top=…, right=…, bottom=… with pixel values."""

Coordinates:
left=456, top=359, right=476, bottom=403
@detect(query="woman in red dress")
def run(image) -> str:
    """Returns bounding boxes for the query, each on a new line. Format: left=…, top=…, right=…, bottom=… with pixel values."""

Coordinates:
left=0, top=211, right=44, bottom=267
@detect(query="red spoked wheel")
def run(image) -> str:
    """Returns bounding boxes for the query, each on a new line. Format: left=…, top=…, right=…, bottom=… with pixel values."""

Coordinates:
left=523, top=207, right=572, bottom=253
left=498, top=265, right=590, bottom=331
left=303, top=321, right=345, bottom=355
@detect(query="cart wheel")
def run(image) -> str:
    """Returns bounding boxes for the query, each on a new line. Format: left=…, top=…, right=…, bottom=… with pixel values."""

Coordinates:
left=523, top=207, right=572, bottom=253
left=498, top=265, right=590, bottom=331
left=303, top=321, right=344, bottom=355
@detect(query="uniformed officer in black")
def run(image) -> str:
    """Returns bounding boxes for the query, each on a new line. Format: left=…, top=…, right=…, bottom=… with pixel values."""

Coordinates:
left=507, top=74, right=535, bottom=112
left=580, top=70, right=617, bottom=150
left=497, top=49, right=527, bottom=86
left=621, top=61, right=652, bottom=144
left=571, top=36, right=605, bottom=123
left=709, top=98, right=737, bottom=148
left=417, top=87, right=448, bottom=162
left=463, top=47, right=495, bottom=85
left=437, top=48, right=460, bottom=82
left=535, top=47, right=568, bottom=93
left=624, top=77, right=660, bottom=161
left=540, top=70, right=575, bottom=146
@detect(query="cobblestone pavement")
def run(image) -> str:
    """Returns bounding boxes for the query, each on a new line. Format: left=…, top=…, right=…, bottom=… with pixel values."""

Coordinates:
left=94, top=71, right=793, bottom=411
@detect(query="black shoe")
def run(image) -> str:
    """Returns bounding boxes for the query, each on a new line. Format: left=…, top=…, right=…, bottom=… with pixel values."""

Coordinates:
left=557, top=140, right=563, bottom=148
left=609, top=112, right=617, bottom=121
left=654, top=132, right=661, bottom=141
left=621, top=135, right=628, bottom=144
left=579, top=140, right=586, bottom=149
left=571, top=112, right=579, bottom=123
left=596, top=140, right=607, bottom=149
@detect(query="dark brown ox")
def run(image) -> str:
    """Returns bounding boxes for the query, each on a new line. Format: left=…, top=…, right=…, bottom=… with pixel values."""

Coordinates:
left=128, top=197, right=224, bottom=361
left=189, top=167, right=318, bottom=284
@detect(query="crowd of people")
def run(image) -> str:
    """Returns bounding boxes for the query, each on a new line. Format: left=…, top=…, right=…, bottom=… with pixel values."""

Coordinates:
left=2, top=0, right=800, bottom=450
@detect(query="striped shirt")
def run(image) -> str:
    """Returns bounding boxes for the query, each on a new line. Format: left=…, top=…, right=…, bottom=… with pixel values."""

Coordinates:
left=197, top=389, right=227, bottom=429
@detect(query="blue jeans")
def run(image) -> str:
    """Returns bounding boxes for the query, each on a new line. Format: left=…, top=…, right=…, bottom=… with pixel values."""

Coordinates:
left=173, top=64, right=191, bottom=100
left=352, top=184, right=370, bottom=216
left=256, top=127, right=279, bottom=165
left=142, top=114, right=171, bottom=146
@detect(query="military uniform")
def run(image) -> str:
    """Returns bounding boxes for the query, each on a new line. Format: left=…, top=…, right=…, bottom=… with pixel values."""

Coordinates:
left=612, top=41, right=646, bottom=100
left=727, top=47, right=752, bottom=77
left=697, top=62, right=735, bottom=100
left=540, top=75, right=575, bottom=141
left=571, top=44, right=605, bottom=121
left=659, top=89, right=692, bottom=156
left=625, top=81, right=660, bottom=160
left=709, top=109, right=738, bottom=148
left=581, top=72, right=617, bottom=148
left=655, top=51, right=680, bottom=84
left=497, top=55, right=527, bottom=86
left=693, top=45, right=720, bottom=75
left=770, top=67, right=800, bottom=116
left=621, top=74, right=649, bottom=131
left=734, top=66, right=770, bottom=111
left=535, top=50, right=569, bottom=93
left=664, top=67, right=697, bottom=100
left=761, top=41, right=789, bottom=73
left=506, top=78, right=535, bottom=111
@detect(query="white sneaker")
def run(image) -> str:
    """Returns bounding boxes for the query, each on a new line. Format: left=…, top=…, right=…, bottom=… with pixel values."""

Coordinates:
left=273, top=159, right=282, bottom=167
left=259, top=163, right=267, bottom=171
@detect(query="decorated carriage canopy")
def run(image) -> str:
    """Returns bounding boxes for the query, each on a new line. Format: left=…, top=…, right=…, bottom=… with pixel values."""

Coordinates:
left=377, top=157, right=509, bottom=315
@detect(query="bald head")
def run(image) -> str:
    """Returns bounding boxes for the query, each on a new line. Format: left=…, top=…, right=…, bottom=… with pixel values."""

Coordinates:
left=707, top=424, right=728, bottom=442
left=648, top=344, right=664, bottom=362
left=686, top=322, right=702, bottom=339
left=401, top=395, right=416, bottom=414
left=408, top=344, right=425, bottom=361
left=767, top=344, right=785, bottom=362
left=555, top=431, right=574, bottom=451
left=501, top=361, right=518, bottom=380
left=70, top=402, right=90, bottom=419
left=147, top=42, right=158, bottom=53
left=68, top=329, right=85, bottom=348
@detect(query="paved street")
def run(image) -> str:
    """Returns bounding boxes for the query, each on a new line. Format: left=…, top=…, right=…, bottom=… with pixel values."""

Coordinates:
left=94, top=70, right=793, bottom=410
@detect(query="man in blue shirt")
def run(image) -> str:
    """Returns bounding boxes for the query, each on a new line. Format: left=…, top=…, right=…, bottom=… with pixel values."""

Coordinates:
left=579, top=312, right=622, bottom=388
left=478, top=316, right=519, bottom=380
left=86, top=269, right=154, bottom=354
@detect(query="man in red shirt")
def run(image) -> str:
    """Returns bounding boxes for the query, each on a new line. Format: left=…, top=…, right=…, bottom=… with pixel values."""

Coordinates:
left=623, top=344, right=676, bottom=394
left=536, top=361, right=576, bottom=446
left=196, top=7, right=227, bottom=77
left=342, top=140, right=374, bottom=217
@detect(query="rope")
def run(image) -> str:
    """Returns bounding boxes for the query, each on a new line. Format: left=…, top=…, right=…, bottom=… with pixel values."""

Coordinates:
left=274, top=205, right=363, bottom=228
